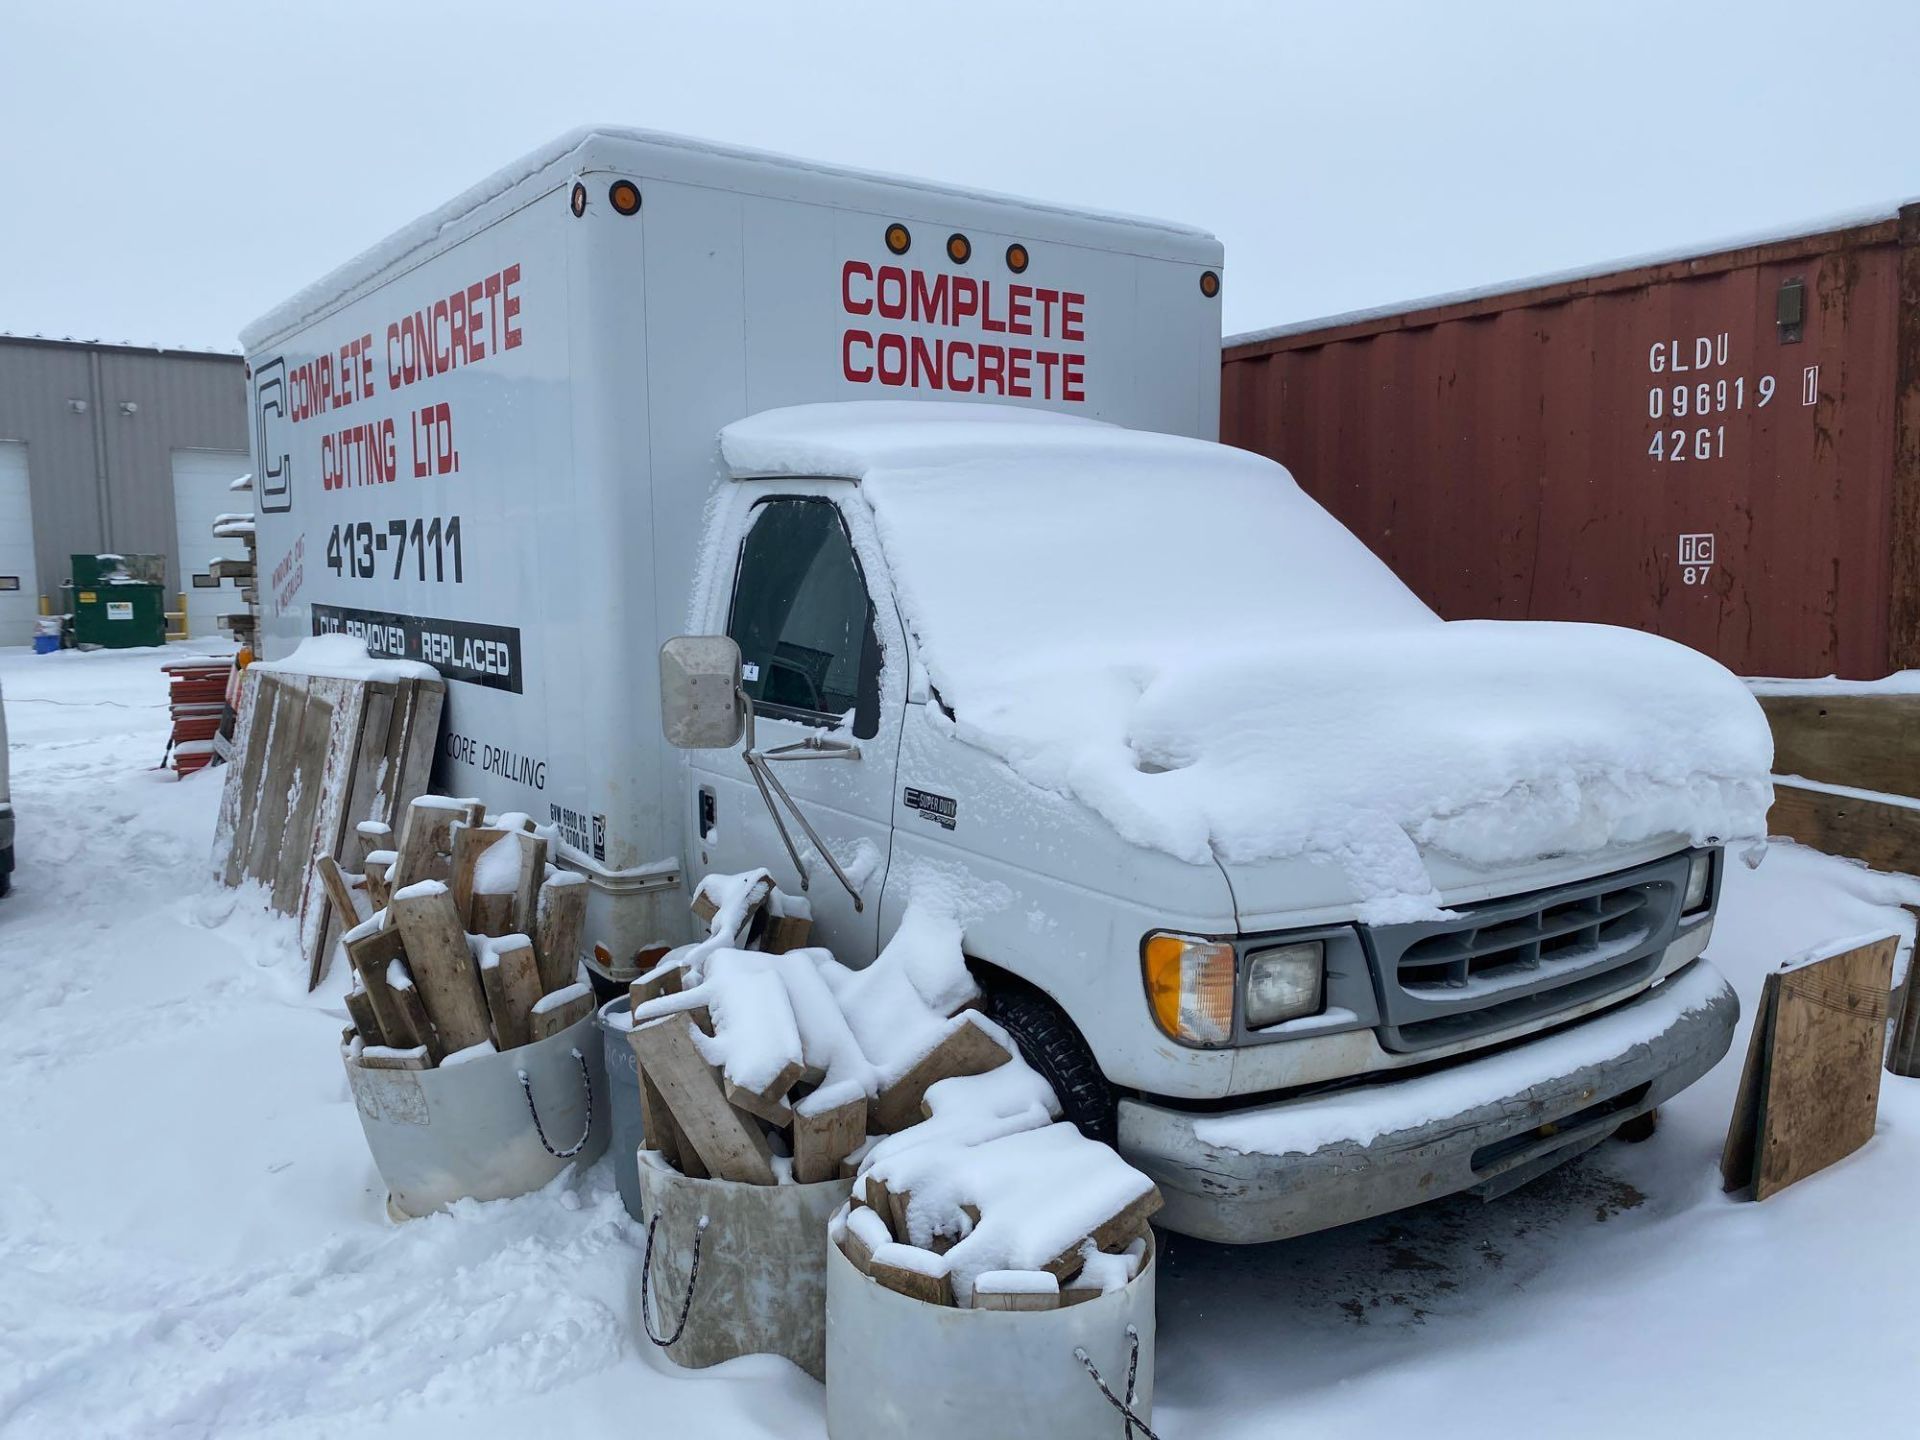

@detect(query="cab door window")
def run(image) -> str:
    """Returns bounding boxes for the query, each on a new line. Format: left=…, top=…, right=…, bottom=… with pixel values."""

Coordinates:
left=726, top=498, right=881, bottom=738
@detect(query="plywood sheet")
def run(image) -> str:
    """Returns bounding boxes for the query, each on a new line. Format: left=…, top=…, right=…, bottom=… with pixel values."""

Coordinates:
left=1722, top=934, right=1896, bottom=1199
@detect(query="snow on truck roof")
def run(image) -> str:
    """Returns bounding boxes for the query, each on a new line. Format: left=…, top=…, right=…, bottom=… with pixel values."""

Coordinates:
left=725, top=401, right=1773, bottom=909
left=242, top=126, right=1216, bottom=350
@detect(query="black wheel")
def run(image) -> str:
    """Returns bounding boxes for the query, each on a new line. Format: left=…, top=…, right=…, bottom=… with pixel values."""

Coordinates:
left=0, top=846, right=11, bottom=899
left=1614, top=1107, right=1658, bottom=1144
left=985, top=976, right=1117, bottom=1145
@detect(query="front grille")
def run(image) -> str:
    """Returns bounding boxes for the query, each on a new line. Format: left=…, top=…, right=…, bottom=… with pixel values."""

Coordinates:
left=1365, top=853, right=1692, bottom=1053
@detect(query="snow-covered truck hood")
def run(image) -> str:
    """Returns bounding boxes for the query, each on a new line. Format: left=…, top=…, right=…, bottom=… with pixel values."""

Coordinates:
left=721, top=402, right=1775, bottom=908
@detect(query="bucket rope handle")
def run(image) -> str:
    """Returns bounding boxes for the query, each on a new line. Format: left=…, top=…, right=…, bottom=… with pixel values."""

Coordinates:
left=1075, top=1324, right=1160, bottom=1440
left=639, top=1212, right=708, bottom=1348
left=517, top=1048, right=594, bottom=1159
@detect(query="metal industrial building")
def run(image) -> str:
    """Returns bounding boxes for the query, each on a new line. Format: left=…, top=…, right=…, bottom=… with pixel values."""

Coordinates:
left=0, top=334, right=249, bottom=647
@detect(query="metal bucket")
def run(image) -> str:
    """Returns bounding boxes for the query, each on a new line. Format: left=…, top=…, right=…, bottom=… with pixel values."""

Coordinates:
left=635, top=1150, right=852, bottom=1380
left=345, top=1012, right=610, bottom=1219
left=597, top=995, right=645, bottom=1221
left=824, top=1235, right=1158, bottom=1440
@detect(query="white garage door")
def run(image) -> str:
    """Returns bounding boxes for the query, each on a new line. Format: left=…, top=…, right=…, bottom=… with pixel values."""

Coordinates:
left=171, top=449, right=251, bottom=638
left=0, top=442, right=38, bottom=648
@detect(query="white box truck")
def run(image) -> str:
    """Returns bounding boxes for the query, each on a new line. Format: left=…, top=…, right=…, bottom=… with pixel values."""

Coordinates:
left=242, top=128, right=1766, bottom=1241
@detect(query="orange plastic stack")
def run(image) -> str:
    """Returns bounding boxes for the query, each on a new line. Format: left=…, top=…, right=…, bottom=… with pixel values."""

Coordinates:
left=162, top=659, right=233, bottom=776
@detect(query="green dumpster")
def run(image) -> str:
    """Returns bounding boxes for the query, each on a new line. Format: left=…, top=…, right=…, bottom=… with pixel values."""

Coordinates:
left=70, top=554, right=167, bottom=649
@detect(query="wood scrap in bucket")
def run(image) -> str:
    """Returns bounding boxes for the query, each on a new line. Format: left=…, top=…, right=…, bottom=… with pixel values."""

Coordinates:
left=332, top=795, right=598, bottom=1071
left=618, top=864, right=1163, bottom=1292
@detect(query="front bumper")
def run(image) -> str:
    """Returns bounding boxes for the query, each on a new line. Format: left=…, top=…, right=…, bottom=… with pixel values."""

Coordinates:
left=1119, top=959, right=1738, bottom=1244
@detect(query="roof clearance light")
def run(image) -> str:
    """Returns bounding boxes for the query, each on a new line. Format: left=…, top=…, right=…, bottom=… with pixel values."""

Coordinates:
left=1005, top=243, right=1029, bottom=274
left=1200, top=269, right=1222, bottom=298
left=609, top=180, right=642, bottom=216
left=570, top=182, right=588, bottom=218
left=885, top=223, right=912, bottom=255
left=946, top=232, right=972, bottom=265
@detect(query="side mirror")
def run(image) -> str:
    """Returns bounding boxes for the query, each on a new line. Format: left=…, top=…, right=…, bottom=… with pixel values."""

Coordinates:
left=659, top=635, right=745, bottom=749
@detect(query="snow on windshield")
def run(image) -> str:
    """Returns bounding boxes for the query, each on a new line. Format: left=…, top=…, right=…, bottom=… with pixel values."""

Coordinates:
left=723, top=403, right=1773, bottom=905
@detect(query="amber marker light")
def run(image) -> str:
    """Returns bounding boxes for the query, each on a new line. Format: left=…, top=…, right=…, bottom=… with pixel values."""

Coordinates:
left=946, top=232, right=972, bottom=265
left=609, top=180, right=642, bottom=216
left=1005, top=242, right=1029, bottom=274
left=885, top=223, right=912, bottom=255
left=1199, top=269, right=1221, bottom=298
left=570, top=182, right=587, bottom=217
left=1142, top=932, right=1236, bottom=1046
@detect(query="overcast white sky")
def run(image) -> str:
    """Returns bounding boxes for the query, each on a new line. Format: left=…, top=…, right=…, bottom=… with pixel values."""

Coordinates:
left=3, top=0, right=1916, bottom=352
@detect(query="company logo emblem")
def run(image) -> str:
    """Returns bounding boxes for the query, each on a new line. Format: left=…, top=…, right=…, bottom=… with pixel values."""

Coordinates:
left=253, top=356, right=293, bottom=513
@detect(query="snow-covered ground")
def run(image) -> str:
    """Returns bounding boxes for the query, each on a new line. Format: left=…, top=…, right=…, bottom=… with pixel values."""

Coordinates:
left=2, top=644, right=1916, bottom=1439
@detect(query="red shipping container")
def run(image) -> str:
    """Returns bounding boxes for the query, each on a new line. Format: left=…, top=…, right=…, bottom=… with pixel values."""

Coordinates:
left=1222, top=205, right=1920, bottom=679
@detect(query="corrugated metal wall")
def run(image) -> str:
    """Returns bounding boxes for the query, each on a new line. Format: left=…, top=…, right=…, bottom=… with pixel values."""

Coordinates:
left=1223, top=210, right=1920, bottom=680
left=0, top=337, right=246, bottom=610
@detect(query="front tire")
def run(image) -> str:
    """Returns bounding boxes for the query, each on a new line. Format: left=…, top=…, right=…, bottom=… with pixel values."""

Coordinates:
left=985, top=977, right=1118, bottom=1145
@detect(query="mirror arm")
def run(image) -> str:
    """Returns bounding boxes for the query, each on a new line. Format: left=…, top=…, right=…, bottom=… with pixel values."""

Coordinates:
left=744, top=749, right=812, bottom=892
left=735, top=689, right=866, bottom=912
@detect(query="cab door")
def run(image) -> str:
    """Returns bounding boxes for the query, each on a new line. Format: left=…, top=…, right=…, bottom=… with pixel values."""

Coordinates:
left=686, top=484, right=902, bottom=963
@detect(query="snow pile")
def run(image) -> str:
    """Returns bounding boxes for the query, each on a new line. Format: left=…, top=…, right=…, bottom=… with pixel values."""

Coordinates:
left=722, top=403, right=1774, bottom=901
left=10, top=644, right=1920, bottom=1436
left=631, top=889, right=987, bottom=1101
left=251, top=633, right=439, bottom=684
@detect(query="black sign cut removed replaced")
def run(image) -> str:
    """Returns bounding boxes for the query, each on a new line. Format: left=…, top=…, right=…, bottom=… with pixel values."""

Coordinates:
left=312, top=602, right=522, bottom=693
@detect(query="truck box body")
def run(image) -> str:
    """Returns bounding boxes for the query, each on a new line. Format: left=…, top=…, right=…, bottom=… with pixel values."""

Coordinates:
left=241, top=127, right=1223, bottom=951
left=247, top=129, right=1756, bottom=1244
left=1221, top=205, right=1920, bottom=680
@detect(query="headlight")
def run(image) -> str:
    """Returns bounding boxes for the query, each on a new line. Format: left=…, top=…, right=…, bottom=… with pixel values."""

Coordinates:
left=1245, top=941, right=1325, bottom=1028
left=1142, top=933, right=1235, bottom=1046
left=1683, top=851, right=1713, bottom=915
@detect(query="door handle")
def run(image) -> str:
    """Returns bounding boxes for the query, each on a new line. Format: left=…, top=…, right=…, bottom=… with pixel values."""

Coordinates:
left=698, top=786, right=717, bottom=841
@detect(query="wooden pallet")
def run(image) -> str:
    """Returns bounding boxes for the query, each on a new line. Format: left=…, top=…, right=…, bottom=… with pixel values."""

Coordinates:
left=213, top=664, right=444, bottom=988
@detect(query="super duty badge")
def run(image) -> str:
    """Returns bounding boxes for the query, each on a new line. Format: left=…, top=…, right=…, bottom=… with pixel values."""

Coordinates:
left=903, top=787, right=957, bottom=830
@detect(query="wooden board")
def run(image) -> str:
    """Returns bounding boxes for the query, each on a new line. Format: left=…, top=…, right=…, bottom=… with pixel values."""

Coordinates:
left=793, top=1092, right=867, bottom=1184
left=1759, top=693, right=1920, bottom=797
left=536, top=877, right=587, bottom=993
left=212, top=666, right=444, bottom=991
left=289, top=675, right=380, bottom=970
left=469, top=891, right=516, bottom=938
left=1768, top=781, right=1920, bottom=877
left=242, top=677, right=312, bottom=889
left=628, top=1016, right=776, bottom=1184
left=1890, top=908, right=1920, bottom=1078
left=345, top=925, right=410, bottom=1048
left=725, top=1060, right=804, bottom=1127
left=389, top=885, right=492, bottom=1054
left=529, top=986, right=594, bottom=1041
left=1722, top=934, right=1897, bottom=1199
left=867, top=1247, right=953, bottom=1306
left=389, top=971, right=445, bottom=1065
left=487, top=939, right=543, bottom=1051
left=871, top=1015, right=1012, bottom=1133
left=510, top=832, right=548, bottom=935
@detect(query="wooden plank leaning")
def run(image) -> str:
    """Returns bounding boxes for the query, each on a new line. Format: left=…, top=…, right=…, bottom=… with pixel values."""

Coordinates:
left=388, top=881, right=492, bottom=1054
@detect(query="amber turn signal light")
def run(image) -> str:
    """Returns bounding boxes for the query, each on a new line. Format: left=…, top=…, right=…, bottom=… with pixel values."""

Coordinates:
left=1142, top=932, right=1236, bottom=1046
